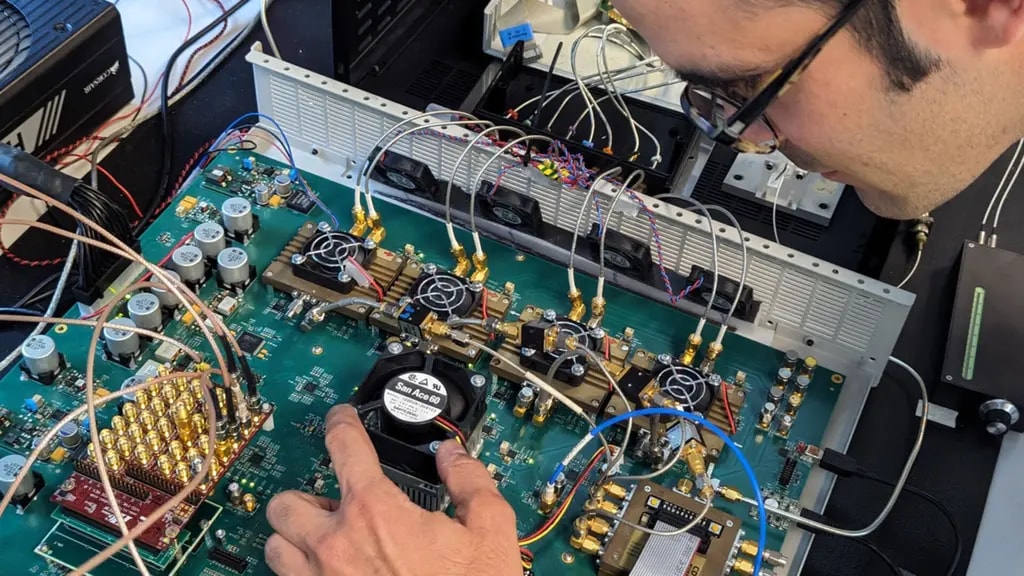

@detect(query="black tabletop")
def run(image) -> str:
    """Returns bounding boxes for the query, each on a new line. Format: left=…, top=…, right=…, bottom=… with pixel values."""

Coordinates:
left=0, top=4, right=1013, bottom=575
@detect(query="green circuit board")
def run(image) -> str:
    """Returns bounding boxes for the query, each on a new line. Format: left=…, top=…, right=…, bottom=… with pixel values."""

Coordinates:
left=0, top=150, right=845, bottom=575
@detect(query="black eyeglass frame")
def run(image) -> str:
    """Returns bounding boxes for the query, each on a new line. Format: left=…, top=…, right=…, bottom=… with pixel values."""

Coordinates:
left=679, top=0, right=868, bottom=153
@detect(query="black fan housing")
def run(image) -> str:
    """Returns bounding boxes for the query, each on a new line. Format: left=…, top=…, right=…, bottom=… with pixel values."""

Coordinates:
left=292, top=230, right=374, bottom=293
left=396, top=268, right=482, bottom=337
left=651, top=356, right=715, bottom=415
left=519, top=316, right=600, bottom=386
left=684, top=265, right=758, bottom=321
left=476, top=180, right=545, bottom=236
left=586, top=223, right=653, bottom=281
left=369, top=148, right=440, bottom=201
left=350, top=349, right=487, bottom=510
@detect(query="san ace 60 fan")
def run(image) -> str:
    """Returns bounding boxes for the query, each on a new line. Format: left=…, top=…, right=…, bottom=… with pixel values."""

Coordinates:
left=350, top=348, right=487, bottom=511
left=0, top=1, right=132, bottom=168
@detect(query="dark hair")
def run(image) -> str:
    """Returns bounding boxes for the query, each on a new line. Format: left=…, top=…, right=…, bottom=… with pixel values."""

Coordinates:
left=771, top=0, right=942, bottom=91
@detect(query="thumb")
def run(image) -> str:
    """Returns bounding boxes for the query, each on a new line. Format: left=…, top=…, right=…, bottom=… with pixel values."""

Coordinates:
left=436, top=440, right=515, bottom=532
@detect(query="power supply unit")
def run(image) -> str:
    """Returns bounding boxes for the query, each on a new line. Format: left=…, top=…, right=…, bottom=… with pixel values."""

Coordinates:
left=0, top=0, right=133, bottom=161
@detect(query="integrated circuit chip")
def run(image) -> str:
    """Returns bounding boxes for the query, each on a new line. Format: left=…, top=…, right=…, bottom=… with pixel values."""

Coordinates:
left=248, top=452, right=265, bottom=466
left=302, top=381, right=317, bottom=393
left=285, top=191, right=316, bottom=214
left=237, top=331, right=265, bottom=356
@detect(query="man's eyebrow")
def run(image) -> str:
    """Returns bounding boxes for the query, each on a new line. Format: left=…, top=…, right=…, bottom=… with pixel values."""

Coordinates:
left=673, top=66, right=773, bottom=94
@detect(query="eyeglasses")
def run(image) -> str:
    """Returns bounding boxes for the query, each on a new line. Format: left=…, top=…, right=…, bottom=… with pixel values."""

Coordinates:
left=679, top=0, right=868, bottom=154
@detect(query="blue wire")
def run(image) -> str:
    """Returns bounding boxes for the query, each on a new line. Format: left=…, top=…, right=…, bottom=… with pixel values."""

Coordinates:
left=559, top=407, right=767, bottom=575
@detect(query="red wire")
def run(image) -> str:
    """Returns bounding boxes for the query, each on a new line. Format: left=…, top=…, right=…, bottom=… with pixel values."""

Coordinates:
left=369, top=278, right=385, bottom=303
left=721, top=383, right=737, bottom=435
left=519, top=449, right=605, bottom=544
left=434, top=416, right=467, bottom=445
left=480, top=287, right=489, bottom=320
left=176, top=0, right=227, bottom=92
left=603, top=334, right=611, bottom=361
left=63, top=154, right=144, bottom=219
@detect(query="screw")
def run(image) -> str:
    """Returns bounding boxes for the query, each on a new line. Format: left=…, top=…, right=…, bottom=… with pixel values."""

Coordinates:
left=291, top=254, right=306, bottom=265
left=312, top=148, right=320, bottom=156
left=469, top=282, right=483, bottom=293
left=363, top=239, right=377, bottom=250
left=386, top=342, right=404, bottom=354
left=214, top=528, right=227, bottom=540
left=265, top=271, right=274, bottom=277
left=590, top=327, right=606, bottom=340
left=945, top=375, right=954, bottom=381
left=643, top=485, right=652, bottom=493
left=423, top=263, right=438, bottom=275
left=467, top=348, right=478, bottom=358
left=543, top=309, right=558, bottom=322
left=656, top=353, right=673, bottom=365
left=608, top=405, right=616, bottom=413
left=521, top=347, right=536, bottom=357
left=312, top=346, right=324, bottom=355
left=429, top=441, right=441, bottom=453
left=515, top=253, right=526, bottom=262
left=338, top=273, right=353, bottom=283
left=561, top=552, right=575, bottom=564
left=370, top=312, right=381, bottom=319
left=764, top=160, right=775, bottom=170
left=317, top=222, right=332, bottom=233
left=471, top=374, right=487, bottom=388
left=726, top=520, right=734, bottom=527
left=570, top=363, right=586, bottom=377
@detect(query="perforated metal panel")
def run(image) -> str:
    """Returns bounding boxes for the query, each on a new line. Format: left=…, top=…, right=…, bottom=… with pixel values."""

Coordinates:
left=247, top=47, right=913, bottom=380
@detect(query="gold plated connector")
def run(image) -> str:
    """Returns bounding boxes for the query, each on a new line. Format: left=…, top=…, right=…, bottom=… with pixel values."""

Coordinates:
left=367, top=213, right=386, bottom=244
left=349, top=206, right=369, bottom=236
left=450, top=244, right=472, bottom=277
left=470, top=252, right=489, bottom=284
left=739, top=540, right=789, bottom=567
left=732, top=558, right=757, bottom=576
left=699, top=341, right=723, bottom=373
left=532, top=397, right=554, bottom=426
left=587, top=516, right=612, bottom=536
left=681, top=440, right=715, bottom=501
left=589, top=296, right=607, bottom=325
left=680, top=333, right=702, bottom=366
left=719, top=486, right=744, bottom=502
left=567, top=289, right=586, bottom=322
left=602, top=482, right=627, bottom=500
left=539, top=483, right=559, bottom=514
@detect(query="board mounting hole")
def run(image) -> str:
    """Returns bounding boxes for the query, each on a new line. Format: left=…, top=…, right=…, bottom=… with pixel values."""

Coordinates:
left=818, top=202, right=830, bottom=210
left=733, top=174, right=744, bottom=181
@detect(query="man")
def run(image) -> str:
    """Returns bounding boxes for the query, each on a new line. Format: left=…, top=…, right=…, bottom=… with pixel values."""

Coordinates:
left=265, top=1, right=1024, bottom=573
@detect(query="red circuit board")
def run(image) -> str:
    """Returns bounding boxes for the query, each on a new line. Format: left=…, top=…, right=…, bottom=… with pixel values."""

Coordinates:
left=50, top=473, right=195, bottom=551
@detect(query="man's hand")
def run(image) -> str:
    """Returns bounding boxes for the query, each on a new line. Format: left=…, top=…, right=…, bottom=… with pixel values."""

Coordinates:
left=264, top=404, right=522, bottom=575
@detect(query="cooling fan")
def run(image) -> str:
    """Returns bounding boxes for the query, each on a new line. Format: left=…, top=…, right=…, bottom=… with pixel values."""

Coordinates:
left=1, top=0, right=132, bottom=159
left=291, top=230, right=375, bottom=294
left=394, top=266, right=482, bottom=338
left=586, top=223, right=653, bottom=281
left=651, top=355, right=715, bottom=415
left=476, top=180, right=545, bottom=237
left=350, top=348, right=487, bottom=510
left=519, top=315, right=601, bottom=386
left=368, top=149, right=440, bottom=201
left=684, top=265, right=757, bottom=321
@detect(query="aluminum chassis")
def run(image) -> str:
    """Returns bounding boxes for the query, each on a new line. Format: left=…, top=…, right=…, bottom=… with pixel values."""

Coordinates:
left=244, top=44, right=914, bottom=575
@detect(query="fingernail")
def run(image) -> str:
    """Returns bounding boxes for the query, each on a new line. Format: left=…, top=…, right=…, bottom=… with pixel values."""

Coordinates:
left=437, top=439, right=466, bottom=460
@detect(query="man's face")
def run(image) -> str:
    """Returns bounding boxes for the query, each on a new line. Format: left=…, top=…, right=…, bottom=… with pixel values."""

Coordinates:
left=613, top=0, right=1020, bottom=219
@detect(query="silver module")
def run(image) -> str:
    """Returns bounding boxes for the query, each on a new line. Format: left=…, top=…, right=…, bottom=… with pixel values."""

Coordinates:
left=217, top=247, right=250, bottom=286
left=104, top=318, right=140, bottom=358
left=194, top=221, right=227, bottom=257
left=21, top=335, right=60, bottom=377
left=222, top=197, right=254, bottom=234
left=171, top=245, right=206, bottom=283
left=127, top=293, right=163, bottom=331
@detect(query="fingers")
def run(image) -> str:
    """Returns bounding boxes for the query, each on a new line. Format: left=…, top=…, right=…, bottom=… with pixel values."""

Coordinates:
left=324, top=404, right=386, bottom=496
left=436, top=440, right=516, bottom=533
left=266, top=490, right=332, bottom=551
left=264, top=533, right=314, bottom=576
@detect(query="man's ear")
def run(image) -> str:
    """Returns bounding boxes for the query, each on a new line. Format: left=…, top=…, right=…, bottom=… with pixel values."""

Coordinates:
left=964, top=0, right=1024, bottom=49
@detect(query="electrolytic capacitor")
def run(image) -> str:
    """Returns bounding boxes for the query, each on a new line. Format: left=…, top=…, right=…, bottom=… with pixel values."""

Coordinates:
left=759, top=402, right=777, bottom=428
left=775, top=367, right=793, bottom=387
left=274, top=173, right=293, bottom=198
left=151, top=270, right=182, bottom=309
left=171, top=245, right=206, bottom=283
left=217, top=247, right=250, bottom=286
left=783, top=350, right=800, bottom=370
left=221, top=198, right=253, bottom=235
left=58, top=422, right=82, bottom=449
left=768, top=385, right=785, bottom=406
left=104, top=318, right=140, bottom=358
left=127, top=292, right=163, bottom=331
left=254, top=183, right=272, bottom=206
left=194, top=222, right=227, bottom=258
left=32, top=437, right=55, bottom=461
left=0, top=454, right=34, bottom=498
left=794, top=375, right=812, bottom=396
left=778, top=414, right=794, bottom=435
left=21, top=335, right=60, bottom=379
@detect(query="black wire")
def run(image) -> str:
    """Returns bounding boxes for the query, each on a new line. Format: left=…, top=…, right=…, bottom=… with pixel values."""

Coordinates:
left=863, top=474, right=961, bottom=576
left=171, top=27, right=249, bottom=100
left=854, top=538, right=902, bottom=576
left=126, top=54, right=150, bottom=126
left=12, top=271, right=63, bottom=309
left=149, top=0, right=253, bottom=235
left=0, top=307, right=42, bottom=317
